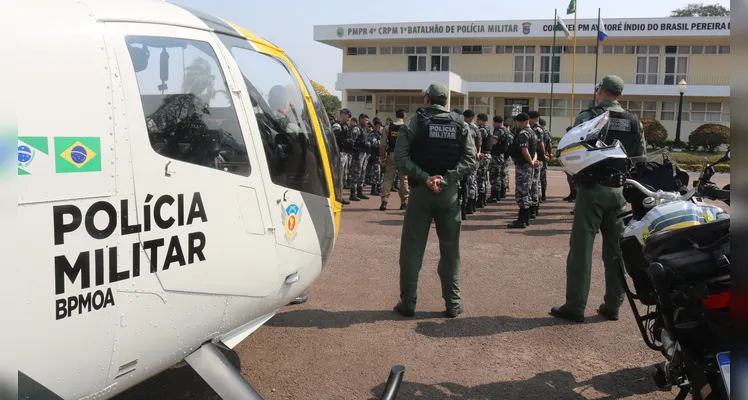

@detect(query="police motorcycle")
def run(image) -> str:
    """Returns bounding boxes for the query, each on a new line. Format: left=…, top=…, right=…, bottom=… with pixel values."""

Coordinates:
left=558, top=112, right=731, bottom=400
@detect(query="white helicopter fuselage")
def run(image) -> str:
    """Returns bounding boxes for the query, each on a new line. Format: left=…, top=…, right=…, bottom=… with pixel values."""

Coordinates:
left=0, top=1, right=342, bottom=398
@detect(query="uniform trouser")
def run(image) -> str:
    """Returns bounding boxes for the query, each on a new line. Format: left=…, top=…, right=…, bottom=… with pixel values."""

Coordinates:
left=566, top=172, right=578, bottom=191
left=399, top=183, right=462, bottom=308
left=530, top=165, right=541, bottom=206
left=540, top=161, right=548, bottom=194
left=341, top=152, right=351, bottom=188
left=466, top=168, right=478, bottom=200
left=489, top=154, right=502, bottom=193
left=564, top=184, right=627, bottom=315
left=368, top=155, right=382, bottom=184
left=514, top=162, right=534, bottom=209
left=476, top=154, right=491, bottom=195
left=500, top=156, right=511, bottom=194
left=354, top=151, right=368, bottom=190
left=381, top=152, right=409, bottom=204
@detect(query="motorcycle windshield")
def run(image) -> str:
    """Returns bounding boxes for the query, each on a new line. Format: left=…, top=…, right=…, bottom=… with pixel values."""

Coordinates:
left=557, top=111, right=610, bottom=153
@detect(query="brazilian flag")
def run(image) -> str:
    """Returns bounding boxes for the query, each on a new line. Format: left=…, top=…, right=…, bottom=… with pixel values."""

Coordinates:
left=55, top=137, right=102, bottom=173
left=567, top=0, right=576, bottom=15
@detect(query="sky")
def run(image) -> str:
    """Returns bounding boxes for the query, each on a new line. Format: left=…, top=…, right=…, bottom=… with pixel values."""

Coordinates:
left=169, top=0, right=730, bottom=97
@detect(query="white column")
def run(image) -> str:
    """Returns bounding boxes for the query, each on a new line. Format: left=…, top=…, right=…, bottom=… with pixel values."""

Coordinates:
left=341, top=89, right=348, bottom=109
left=371, top=92, right=378, bottom=117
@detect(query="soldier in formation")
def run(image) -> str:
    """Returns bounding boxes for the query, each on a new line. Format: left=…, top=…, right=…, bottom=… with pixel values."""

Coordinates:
left=475, top=113, right=492, bottom=209
left=488, top=115, right=512, bottom=202
left=367, top=118, right=384, bottom=196
left=506, top=113, right=539, bottom=229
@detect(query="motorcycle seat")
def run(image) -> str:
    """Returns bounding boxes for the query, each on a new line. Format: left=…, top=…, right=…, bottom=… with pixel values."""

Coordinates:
left=644, top=218, right=730, bottom=260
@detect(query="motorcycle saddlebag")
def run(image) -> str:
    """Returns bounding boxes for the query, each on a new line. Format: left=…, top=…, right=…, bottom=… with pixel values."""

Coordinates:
left=643, top=218, right=730, bottom=283
left=620, top=235, right=658, bottom=305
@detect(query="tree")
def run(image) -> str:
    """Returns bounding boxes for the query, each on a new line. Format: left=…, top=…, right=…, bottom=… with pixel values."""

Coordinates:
left=310, top=80, right=341, bottom=115
left=670, top=3, right=729, bottom=17
left=641, top=117, right=668, bottom=149
left=688, top=123, right=730, bottom=152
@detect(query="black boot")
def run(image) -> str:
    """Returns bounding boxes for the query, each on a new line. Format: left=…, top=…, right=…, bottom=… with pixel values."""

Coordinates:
left=370, top=184, right=378, bottom=196
left=466, top=199, right=476, bottom=215
left=525, top=207, right=532, bottom=226
left=379, top=201, right=387, bottom=211
left=507, top=209, right=527, bottom=229
left=564, top=188, right=577, bottom=202
left=342, top=198, right=350, bottom=205
left=349, top=188, right=360, bottom=201
left=357, top=187, right=370, bottom=200
left=529, top=206, right=537, bottom=219
left=541, top=188, right=547, bottom=202
left=461, top=206, right=468, bottom=220
left=487, top=189, right=499, bottom=203
left=476, top=194, right=485, bottom=209
left=535, top=205, right=540, bottom=217
left=500, top=190, right=507, bottom=199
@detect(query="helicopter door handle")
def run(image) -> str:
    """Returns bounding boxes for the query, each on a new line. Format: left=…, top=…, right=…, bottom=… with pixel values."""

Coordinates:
left=165, top=161, right=174, bottom=177
left=285, top=273, right=299, bottom=284
left=283, top=190, right=289, bottom=202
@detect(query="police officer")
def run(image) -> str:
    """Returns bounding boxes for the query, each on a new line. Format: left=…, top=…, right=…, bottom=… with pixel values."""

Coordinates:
left=487, top=115, right=508, bottom=203
left=379, top=109, right=410, bottom=211
left=539, top=117, right=552, bottom=202
left=550, top=75, right=647, bottom=322
left=462, top=109, right=480, bottom=214
left=393, top=83, right=476, bottom=318
left=475, top=113, right=492, bottom=208
left=349, top=113, right=371, bottom=201
left=528, top=111, right=545, bottom=218
left=368, top=118, right=384, bottom=196
left=333, top=111, right=352, bottom=205
left=506, top=113, right=538, bottom=229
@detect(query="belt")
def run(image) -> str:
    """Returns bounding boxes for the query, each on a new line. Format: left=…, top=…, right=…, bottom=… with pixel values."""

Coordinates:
left=576, top=172, right=625, bottom=188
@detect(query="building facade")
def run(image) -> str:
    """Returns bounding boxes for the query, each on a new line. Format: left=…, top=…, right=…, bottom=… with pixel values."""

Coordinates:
left=314, top=16, right=730, bottom=138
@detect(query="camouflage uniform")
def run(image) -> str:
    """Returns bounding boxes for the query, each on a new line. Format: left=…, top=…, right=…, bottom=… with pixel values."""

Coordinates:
left=540, top=126, right=552, bottom=200
left=501, top=152, right=511, bottom=196
left=466, top=122, right=480, bottom=200
left=367, top=129, right=383, bottom=190
left=530, top=124, right=545, bottom=207
left=476, top=124, right=491, bottom=199
left=350, top=125, right=368, bottom=195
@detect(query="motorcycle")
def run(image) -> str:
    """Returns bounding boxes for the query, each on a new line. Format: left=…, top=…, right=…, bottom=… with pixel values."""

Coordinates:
left=617, top=149, right=731, bottom=400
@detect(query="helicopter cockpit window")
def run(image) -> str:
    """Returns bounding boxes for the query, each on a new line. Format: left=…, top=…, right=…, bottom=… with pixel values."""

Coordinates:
left=125, top=36, right=251, bottom=177
left=230, top=46, right=328, bottom=198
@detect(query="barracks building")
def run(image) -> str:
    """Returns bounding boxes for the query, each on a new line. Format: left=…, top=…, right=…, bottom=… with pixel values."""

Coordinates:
left=314, top=15, right=730, bottom=138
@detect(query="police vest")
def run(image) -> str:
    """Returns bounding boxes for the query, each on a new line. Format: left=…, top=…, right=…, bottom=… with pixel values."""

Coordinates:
left=510, top=127, right=536, bottom=162
left=386, top=123, right=402, bottom=153
left=532, top=124, right=547, bottom=161
left=478, top=125, right=493, bottom=153
left=586, top=106, right=641, bottom=156
left=409, top=111, right=463, bottom=176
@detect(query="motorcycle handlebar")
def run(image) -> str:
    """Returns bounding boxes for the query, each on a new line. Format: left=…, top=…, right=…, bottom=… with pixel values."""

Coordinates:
left=624, top=179, right=684, bottom=202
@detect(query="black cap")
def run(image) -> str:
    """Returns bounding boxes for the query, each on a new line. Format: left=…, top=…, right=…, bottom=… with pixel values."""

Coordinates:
left=528, top=110, right=540, bottom=119
left=351, top=117, right=358, bottom=123
left=493, top=115, right=504, bottom=123
left=515, top=113, right=529, bottom=122
left=463, top=109, right=475, bottom=118
left=477, top=113, right=488, bottom=122
left=340, top=108, right=351, bottom=117
left=539, top=117, right=546, bottom=126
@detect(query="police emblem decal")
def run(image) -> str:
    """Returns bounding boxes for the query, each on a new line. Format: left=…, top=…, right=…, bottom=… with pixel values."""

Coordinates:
left=522, top=22, right=531, bottom=35
left=336, top=27, right=344, bottom=38
left=282, top=203, right=303, bottom=240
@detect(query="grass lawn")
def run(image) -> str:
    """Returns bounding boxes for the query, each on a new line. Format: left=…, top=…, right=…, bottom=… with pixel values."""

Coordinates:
left=667, top=151, right=725, bottom=165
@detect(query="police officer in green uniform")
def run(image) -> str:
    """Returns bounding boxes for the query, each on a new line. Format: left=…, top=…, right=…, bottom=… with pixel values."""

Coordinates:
left=550, top=75, right=647, bottom=322
left=393, top=83, right=476, bottom=318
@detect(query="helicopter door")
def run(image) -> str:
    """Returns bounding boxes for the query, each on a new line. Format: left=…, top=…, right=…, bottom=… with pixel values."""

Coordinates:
left=226, top=45, right=335, bottom=258
left=113, top=25, right=279, bottom=298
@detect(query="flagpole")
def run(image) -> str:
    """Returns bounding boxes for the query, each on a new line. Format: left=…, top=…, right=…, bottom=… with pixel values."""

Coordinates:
left=593, top=7, right=601, bottom=104
left=550, top=8, right=557, bottom=134
left=569, top=2, right=578, bottom=127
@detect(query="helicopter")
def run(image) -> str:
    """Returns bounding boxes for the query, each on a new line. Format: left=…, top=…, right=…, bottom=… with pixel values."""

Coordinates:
left=0, top=0, right=355, bottom=398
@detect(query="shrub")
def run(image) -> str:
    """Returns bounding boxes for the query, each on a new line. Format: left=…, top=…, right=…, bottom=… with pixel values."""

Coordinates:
left=642, top=117, right=668, bottom=149
left=547, top=158, right=563, bottom=167
left=682, top=141, right=699, bottom=152
left=688, top=124, right=730, bottom=153
left=664, top=139, right=674, bottom=150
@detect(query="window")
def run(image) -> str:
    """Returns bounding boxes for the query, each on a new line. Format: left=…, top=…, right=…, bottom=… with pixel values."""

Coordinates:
left=664, top=54, right=688, bottom=85
left=602, top=45, right=635, bottom=54
left=661, top=101, right=677, bottom=120
left=503, top=99, right=530, bottom=118
left=468, top=97, right=491, bottom=116
left=624, top=101, right=657, bottom=119
left=636, top=54, right=659, bottom=84
left=347, top=95, right=373, bottom=109
left=432, top=46, right=453, bottom=54
left=540, top=55, right=560, bottom=83
left=230, top=45, right=329, bottom=197
left=346, top=47, right=376, bottom=55
left=536, top=99, right=593, bottom=117
left=431, top=55, right=450, bottom=71
left=719, top=45, right=730, bottom=54
left=380, top=47, right=392, bottom=55
left=290, top=61, right=343, bottom=202
left=125, top=36, right=250, bottom=176
left=514, top=52, right=535, bottom=82
left=690, top=102, right=729, bottom=122
left=378, top=95, right=421, bottom=113
left=407, top=46, right=427, bottom=72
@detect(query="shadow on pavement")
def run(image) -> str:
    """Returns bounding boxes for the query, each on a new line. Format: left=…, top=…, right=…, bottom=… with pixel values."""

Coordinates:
left=414, top=315, right=590, bottom=338
left=504, top=229, right=572, bottom=237
left=265, top=309, right=445, bottom=329
left=111, top=348, right=242, bottom=400
left=369, top=364, right=662, bottom=400
left=369, top=219, right=405, bottom=226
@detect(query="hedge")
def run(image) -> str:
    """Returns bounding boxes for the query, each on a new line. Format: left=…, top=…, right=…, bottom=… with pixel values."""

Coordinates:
left=642, top=117, right=668, bottom=149
left=688, top=124, right=730, bottom=153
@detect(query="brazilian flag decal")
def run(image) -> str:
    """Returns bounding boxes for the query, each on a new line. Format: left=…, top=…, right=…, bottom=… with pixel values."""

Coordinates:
left=55, top=137, right=102, bottom=173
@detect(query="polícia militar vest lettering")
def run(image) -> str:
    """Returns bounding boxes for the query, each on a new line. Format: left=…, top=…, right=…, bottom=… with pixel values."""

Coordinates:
left=587, top=106, right=641, bottom=156
left=410, top=111, right=463, bottom=176
left=386, top=123, right=401, bottom=153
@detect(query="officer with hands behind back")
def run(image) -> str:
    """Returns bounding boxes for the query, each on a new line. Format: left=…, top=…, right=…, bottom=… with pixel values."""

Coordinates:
left=393, top=83, right=476, bottom=318
left=550, top=75, right=647, bottom=323
left=506, top=113, right=539, bottom=229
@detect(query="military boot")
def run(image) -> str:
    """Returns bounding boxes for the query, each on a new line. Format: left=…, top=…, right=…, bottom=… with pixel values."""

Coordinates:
left=476, top=194, right=485, bottom=209
left=500, top=190, right=507, bottom=199
left=535, top=205, right=540, bottom=217
left=357, top=187, right=370, bottom=200
left=529, top=206, right=537, bottom=219
left=541, top=188, right=547, bottom=202
left=564, top=188, right=577, bottom=202
left=342, top=198, right=350, bottom=205
left=349, top=188, right=360, bottom=201
left=370, top=184, right=378, bottom=196
left=379, top=201, right=387, bottom=211
left=487, top=188, right=499, bottom=203
left=461, top=206, right=468, bottom=220
left=507, top=209, right=527, bottom=229
left=525, top=207, right=532, bottom=226
left=466, top=199, right=476, bottom=215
